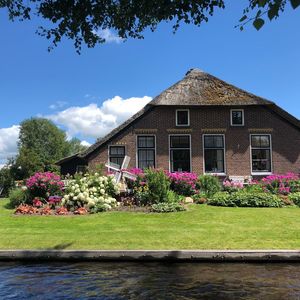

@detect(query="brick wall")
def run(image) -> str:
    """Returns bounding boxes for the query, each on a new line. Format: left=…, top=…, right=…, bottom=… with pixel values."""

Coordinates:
left=87, top=105, right=300, bottom=176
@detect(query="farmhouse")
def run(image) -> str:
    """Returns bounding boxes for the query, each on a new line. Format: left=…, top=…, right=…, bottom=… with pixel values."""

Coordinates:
left=57, top=69, right=300, bottom=177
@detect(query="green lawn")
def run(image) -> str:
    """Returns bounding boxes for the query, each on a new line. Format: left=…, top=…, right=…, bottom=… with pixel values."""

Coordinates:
left=1, top=199, right=300, bottom=250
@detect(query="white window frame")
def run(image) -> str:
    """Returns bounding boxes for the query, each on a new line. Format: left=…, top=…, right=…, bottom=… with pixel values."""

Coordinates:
left=202, top=134, right=226, bottom=176
left=136, top=135, right=156, bottom=169
left=169, top=134, right=192, bottom=172
left=176, top=109, right=190, bottom=127
left=250, top=134, right=272, bottom=175
left=230, top=109, right=244, bottom=126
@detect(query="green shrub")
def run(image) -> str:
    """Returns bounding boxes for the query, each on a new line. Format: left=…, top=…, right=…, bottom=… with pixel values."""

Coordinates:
left=0, top=166, right=15, bottom=197
left=151, top=202, right=186, bottom=213
left=144, top=169, right=170, bottom=204
left=207, top=192, right=232, bottom=206
left=197, top=175, right=221, bottom=196
left=8, top=188, right=29, bottom=208
left=208, top=191, right=282, bottom=208
left=288, top=192, right=300, bottom=206
left=192, top=192, right=208, bottom=204
left=244, top=184, right=264, bottom=193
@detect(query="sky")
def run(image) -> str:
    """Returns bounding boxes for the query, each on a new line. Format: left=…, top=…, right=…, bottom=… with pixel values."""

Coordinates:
left=0, top=1, right=300, bottom=167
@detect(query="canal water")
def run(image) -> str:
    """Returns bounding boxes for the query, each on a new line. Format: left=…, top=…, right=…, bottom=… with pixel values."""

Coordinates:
left=0, top=262, right=300, bottom=299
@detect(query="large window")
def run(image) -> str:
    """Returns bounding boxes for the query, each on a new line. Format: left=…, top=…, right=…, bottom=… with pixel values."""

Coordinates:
left=109, top=146, right=125, bottom=168
left=137, top=136, right=155, bottom=169
left=251, top=134, right=272, bottom=173
left=203, top=135, right=225, bottom=174
left=231, top=109, right=244, bottom=126
left=169, top=135, right=191, bottom=172
left=176, top=109, right=190, bottom=126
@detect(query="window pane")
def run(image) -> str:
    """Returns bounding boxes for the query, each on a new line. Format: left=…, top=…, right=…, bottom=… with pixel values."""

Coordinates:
left=110, top=157, right=123, bottom=168
left=138, top=136, right=155, bottom=148
left=110, top=146, right=125, bottom=155
left=251, top=135, right=270, bottom=148
left=171, top=149, right=190, bottom=172
left=138, top=149, right=155, bottom=169
left=260, top=136, right=270, bottom=147
left=251, top=136, right=261, bottom=147
left=177, top=110, right=189, bottom=125
left=138, top=137, right=146, bottom=148
left=204, top=135, right=224, bottom=148
left=232, top=110, right=243, bottom=125
left=252, top=149, right=270, bottom=160
left=170, top=136, right=190, bottom=148
left=204, top=149, right=224, bottom=173
left=252, top=159, right=271, bottom=172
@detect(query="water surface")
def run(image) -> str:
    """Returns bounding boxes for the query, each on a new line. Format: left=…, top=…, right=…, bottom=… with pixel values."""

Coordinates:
left=0, top=262, right=300, bottom=299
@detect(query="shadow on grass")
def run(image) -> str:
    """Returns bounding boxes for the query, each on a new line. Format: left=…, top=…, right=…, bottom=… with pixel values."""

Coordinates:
left=47, top=242, right=74, bottom=250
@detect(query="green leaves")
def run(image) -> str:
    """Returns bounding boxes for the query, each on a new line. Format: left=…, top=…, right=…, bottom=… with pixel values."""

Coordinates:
left=1, top=0, right=300, bottom=51
left=291, top=0, right=300, bottom=9
left=253, top=18, right=265, bottom=30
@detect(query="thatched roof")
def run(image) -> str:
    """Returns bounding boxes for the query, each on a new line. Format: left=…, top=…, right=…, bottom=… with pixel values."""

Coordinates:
left=56, top=152, right=86, bottom=165
left=151, top=68, right=273, bottom=106
left=80, top=68, right=299, bottom=158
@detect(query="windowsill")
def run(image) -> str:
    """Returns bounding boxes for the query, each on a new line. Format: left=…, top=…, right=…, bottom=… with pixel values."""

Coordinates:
left=175, top=124, right=190, bottom=127
left=204, top=173, right=226, bottom=176
left=230, top=124, right=244, bottom=127
left=251, top=172, right=272, bottom=176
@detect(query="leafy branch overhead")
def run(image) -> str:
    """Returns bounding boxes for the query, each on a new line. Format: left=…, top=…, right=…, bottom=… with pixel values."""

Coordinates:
left=1, top=0, right=299, bottom=52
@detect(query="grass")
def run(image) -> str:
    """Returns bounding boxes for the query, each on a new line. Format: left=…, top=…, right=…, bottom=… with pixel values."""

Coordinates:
left=1, top=199, right=300, bottom=250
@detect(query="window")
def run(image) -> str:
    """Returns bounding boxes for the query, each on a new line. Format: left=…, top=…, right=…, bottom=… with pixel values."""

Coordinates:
left=176, top=109, right=190, bottom=126
left=231, top=109, right=244, bottom=126
left=137, top=136, right=155, bottom=169
left=109, top=146, right=125, bottom=168
left=203, top=135, right=225, bottom=174
left=76, top=165, right=87, bottom=173
left=169, top=135, right=191, bottom=172
left=251, top=135, right=272, bottom=173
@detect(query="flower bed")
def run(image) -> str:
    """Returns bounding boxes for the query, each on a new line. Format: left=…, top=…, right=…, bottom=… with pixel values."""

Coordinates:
left=11, top=169, right=300, bottom=215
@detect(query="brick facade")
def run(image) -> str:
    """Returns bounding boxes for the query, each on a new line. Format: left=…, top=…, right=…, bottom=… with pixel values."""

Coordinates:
left=86, top=105, right=300, bottom=176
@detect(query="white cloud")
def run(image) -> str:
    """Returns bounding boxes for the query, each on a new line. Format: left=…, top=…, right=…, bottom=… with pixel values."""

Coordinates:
left=81, top=140, right=91, bottom=147
left=49, top=101, right=68, bottom=110
left=47, top=96, right=152, bottom=139
left=93, top=29, right=123, bottom=44
left=0, top=125, right=20, bottom=165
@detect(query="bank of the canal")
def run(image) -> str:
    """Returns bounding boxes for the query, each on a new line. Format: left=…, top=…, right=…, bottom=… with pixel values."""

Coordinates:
left=1, top=250, right=300, bottom=262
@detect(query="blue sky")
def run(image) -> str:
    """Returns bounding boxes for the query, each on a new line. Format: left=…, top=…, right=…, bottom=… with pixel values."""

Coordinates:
left=0, top=2, right=300, bottom=165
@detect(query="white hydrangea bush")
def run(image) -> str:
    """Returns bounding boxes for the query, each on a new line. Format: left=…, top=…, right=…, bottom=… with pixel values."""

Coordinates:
left=61, top=173, right=120, bottom=212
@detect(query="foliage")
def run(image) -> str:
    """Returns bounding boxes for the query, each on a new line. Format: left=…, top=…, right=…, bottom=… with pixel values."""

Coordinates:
left=238, top=0, right=300, bottom=32
left=223, top=180, right=244, bottom=193
left=151, top=202, right=186, bottom=213
left=197, top=175, right=221, bottom=197
left=26, top=172, right=64, bottom=201
left=0, top=165, right=15, bottom=197
left=15, top=203, right=69, bottom=215
left=244, top=182, right=264, bottom=193
left=133, top=183, right=150, bottom=205
left=288, top=192, right=300, bottom=207
left=8, top=188, right=29, bottom=208
left=192, top=192, right=208, bottom=204
left=61, top=173, right=119, bottom=211
left=208, top=191, right=282, bottom=208
left=1, top=1, right=299, bottom=52
left=167, top=172, right=198, bottom=196
left=67, top=137, right=89, bottom=155
left=143, top=169, right=170, bottom=204
left=261, top=173, right=300, bottom=195
left=14, top=118, right=71, bottom=179
left=15, top=204, right=39, bottom=215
